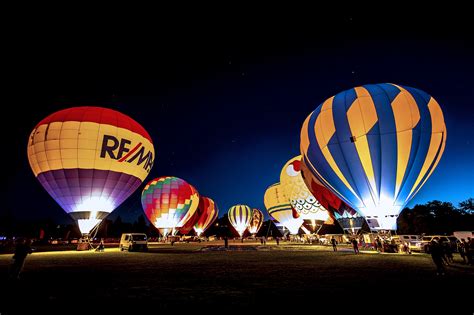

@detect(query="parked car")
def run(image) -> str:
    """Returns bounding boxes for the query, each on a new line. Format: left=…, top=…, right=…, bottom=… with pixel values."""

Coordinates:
left=119, top=233, right=148, bottom=252
left=390, top=235, right=421, bottom=251
left=414, top=235, right=458, bottom=253
left=181, top=236, right=201, bottom=243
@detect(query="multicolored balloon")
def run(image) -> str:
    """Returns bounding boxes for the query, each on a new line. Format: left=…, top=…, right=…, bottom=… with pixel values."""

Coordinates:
left=301, top=83, right=447, bottom=230
left=228, top=205, right=252, bottom=237
left=263, top=183, right=303, bottom=235
left=27, top=106, right=154, bottom=235
left=247, top=208, right=264, bottom=234
left=141, top=176, right=200, bottom=237
left=194, top=197, right=219, bottom=237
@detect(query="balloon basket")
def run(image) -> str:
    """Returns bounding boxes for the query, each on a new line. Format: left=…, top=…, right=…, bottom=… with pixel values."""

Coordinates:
left=76, top=236, right=92, bottom=251
left=76, top=242, right=91, bottom=251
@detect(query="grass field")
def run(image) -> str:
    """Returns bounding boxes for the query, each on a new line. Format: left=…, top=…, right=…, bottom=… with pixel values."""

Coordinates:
left=0, top=242, right=472, bottom=313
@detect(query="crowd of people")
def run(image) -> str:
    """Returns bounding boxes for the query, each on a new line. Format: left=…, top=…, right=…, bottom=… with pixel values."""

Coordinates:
left=429, top=237, right=473, bottom=275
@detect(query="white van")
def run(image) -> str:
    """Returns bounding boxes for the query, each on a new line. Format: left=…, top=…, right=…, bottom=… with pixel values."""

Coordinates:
left=119, top=233, right=148, bottom=252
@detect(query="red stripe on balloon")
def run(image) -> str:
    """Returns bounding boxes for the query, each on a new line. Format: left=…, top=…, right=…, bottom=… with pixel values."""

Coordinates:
left=36, top=106, right=152, bottom=142
left=118, top=142, right=142, bottom=162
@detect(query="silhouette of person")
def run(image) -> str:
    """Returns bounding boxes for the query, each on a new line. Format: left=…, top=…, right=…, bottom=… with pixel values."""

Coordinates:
left=331, top=237, right=337, bottom=252
left=97, top=238, right=105, bottom=252
left=376, top=238, right=383, bottom=253
left=10, top=238, right=33, bottom=280
left=458, top=239, right=467, bottom=264
left=276, top=237, right=280, bottom=245
left=430, top=239, right=446, bottom=275
left=224, top=236, right=229, bottom=249
left=352, top=238, right=359, bottom=254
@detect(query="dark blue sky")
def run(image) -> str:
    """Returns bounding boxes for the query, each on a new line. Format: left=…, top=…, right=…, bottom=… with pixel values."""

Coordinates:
left=2, top=15, right=472, bottom=224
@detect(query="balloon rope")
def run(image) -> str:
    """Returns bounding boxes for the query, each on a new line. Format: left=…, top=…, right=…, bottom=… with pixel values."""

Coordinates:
left=86, top=221, right=102, bottom=250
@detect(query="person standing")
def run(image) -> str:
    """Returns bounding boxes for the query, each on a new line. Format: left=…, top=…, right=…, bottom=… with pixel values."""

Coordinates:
left=331, top=237, right=337, bottom=252
left=376, top=238, right=383, bottom=253
left=458, top=240, right=466, bottom=264
left=466, top=238, right=474, bottom=265
left=430, top=239, right=446, bottom=275
left=97, top=238, right=105, bottom=252
left=352, top=238, right=359, bottom=254
left=10, top=238, right=33, bottom=280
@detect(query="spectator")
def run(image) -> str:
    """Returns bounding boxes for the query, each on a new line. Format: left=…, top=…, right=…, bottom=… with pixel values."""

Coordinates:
left=458, top=240, right=466, bottom=264
left=430, top=239, right=446, bottom=276
left=352, top=238, right=359, bottom=254
left=9, top=238, right=33, bottom=280
left=96, top=238, right=105, bottom=252
left=331, top=237, right=337, bottom=252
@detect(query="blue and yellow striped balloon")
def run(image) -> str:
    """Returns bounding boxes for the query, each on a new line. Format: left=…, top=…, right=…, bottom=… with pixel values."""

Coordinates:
left=301, top=83, right=446, bottom=230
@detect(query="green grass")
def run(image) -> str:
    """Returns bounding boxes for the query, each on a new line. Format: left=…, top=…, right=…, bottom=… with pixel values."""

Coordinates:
left=0, top=244, right=472, bottom=312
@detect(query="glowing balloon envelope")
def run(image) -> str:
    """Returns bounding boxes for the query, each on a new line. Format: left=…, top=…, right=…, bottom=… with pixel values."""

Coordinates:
left=280, top=156, right=329, bottom=234
left=301, top=83, right=446, bottom=230
left=247, top=208, right=264, bottom=234
left=178, top=204, right=203, bottom=235
left=27, top=106, right=154, bottom=235
left=194, top=197, right=219, bottom=237
left=300, top=159, right=365, bottom=234
left=228, top=205, right=252, bottom=237
left=264, top=183, right=303, bottom=235
left=141, top=176, right=200, bottom=237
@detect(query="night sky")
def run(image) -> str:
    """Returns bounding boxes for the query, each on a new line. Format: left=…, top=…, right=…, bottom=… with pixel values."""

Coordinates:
left=2, top=13, right=473, bottom=225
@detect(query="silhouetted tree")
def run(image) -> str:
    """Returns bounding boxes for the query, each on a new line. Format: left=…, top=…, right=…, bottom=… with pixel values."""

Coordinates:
left=397, top=199, right=474, bottom=234
left=133, top=215, right=148, bottom=233
left=459, top=198, right=474, bottom=214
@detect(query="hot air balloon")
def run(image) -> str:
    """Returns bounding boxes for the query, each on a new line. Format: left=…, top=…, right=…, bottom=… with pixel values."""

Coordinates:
left=247, top=208, right=264, bottom=235
left=280, top=156, right=329, bottom=234
left=141, top=176, right=200, bottom=237
left=178, top=203, right=203, bottom=235
left=264, top=183, right=303, bottom=235
left=228, top=205, right=252, bottom=237
left=300, top=159, right=365, bottom=235
left=301, top=83, right=446, bottom=231
left=27, top=106, right=154, bottom=237
left=194, top=197, right=219, bottom=237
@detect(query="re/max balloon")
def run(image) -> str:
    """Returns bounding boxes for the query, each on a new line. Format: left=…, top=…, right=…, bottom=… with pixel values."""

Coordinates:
left=27, top=106, right=154, bottom=235
left=301, top=83, right=446, bottom=230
